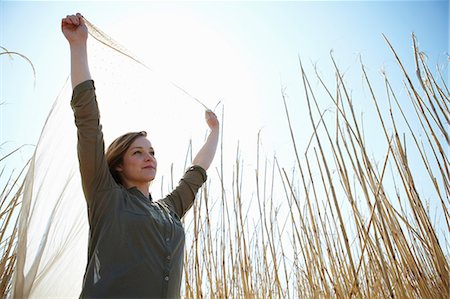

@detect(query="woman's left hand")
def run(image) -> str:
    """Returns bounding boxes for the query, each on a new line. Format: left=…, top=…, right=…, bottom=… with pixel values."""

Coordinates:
left=193, top=110, right=220, bottom=170
left=205, top=110, right=219, bottom=131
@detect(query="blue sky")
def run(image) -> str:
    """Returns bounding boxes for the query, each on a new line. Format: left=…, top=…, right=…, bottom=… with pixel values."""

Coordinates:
left=1, top=0, right=448, bottom=185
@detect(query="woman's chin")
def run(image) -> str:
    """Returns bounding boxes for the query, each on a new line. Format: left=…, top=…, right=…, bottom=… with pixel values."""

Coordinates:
left=146, top=172, right=156, bottom=182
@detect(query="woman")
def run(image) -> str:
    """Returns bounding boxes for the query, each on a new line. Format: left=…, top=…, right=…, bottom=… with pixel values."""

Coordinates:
left=62, top=13, right=219, bottom=298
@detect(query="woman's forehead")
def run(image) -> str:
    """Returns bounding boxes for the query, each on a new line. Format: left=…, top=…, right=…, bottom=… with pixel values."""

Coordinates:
left=130, top=136, right=153, bottom=148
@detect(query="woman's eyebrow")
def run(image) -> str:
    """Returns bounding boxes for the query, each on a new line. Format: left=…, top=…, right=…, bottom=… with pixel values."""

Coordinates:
left=130, top=146, right=154, bottom=150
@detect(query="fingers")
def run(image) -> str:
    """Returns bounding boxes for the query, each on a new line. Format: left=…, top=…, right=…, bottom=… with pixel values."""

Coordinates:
left=62, top=13, right=83, bottom=26
left=205, top=109, right=217, bottom=120
left=62, top=15, right=78, bottom=26
left=205, top=109, right=219, bottom=130
left=77, top=13, right=86, bottom=26
left=205, top=109, right=216, bottom=116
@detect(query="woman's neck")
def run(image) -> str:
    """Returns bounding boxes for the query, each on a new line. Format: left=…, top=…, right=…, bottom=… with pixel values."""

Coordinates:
left=123, top=181, right=150, bottom=199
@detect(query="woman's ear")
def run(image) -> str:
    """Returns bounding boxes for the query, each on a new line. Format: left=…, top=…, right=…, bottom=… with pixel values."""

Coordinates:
left=115, top=164, right=123, bottom=172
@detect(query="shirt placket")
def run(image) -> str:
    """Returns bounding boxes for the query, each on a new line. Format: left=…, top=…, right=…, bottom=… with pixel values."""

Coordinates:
left=159, top=207, right=173, bottom=296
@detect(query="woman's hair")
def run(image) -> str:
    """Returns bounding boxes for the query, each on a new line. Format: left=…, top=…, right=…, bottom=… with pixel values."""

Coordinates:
left=106, top=131, right=147, bottom=184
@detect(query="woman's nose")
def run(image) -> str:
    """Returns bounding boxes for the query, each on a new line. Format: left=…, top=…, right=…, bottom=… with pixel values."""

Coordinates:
left=144, top=152, right=155, bottom=161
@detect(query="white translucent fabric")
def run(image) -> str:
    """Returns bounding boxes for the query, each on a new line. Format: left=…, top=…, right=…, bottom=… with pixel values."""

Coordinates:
left=13, top=20, right=208, bottom=298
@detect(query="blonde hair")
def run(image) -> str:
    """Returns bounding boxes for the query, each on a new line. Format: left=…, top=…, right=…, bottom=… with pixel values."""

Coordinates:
left=106, top=131, right=147, bottom=184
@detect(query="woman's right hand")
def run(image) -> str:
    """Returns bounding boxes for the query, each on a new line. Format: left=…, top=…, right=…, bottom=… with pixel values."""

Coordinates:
left=61, top=13, right=88, bottom=45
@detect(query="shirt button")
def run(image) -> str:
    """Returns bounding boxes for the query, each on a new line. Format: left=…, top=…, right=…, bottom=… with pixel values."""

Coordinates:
left=165, top=237, right=170, bottom=242
left=167, top=255, right=171, bottom=260
left=165, top=276, right=169, bottom=281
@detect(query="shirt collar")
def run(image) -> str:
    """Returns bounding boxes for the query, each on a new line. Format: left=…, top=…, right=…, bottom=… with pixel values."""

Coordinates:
left=127, top=186, right=152, bottom=201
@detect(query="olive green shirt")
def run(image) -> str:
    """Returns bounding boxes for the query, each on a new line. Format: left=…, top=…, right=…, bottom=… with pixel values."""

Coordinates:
left=71, top=80, right=207, bottom=298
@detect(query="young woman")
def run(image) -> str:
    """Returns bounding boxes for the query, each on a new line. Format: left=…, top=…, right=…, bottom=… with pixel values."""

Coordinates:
left=62, top=13, right=219, bottom=298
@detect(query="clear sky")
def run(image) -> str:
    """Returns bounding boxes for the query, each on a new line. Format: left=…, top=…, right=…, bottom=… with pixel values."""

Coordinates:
left=1, top=0, right=448, bottom=200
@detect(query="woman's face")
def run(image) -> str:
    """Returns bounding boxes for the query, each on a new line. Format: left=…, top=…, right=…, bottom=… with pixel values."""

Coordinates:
left=116, top=136, right=157, bottom=186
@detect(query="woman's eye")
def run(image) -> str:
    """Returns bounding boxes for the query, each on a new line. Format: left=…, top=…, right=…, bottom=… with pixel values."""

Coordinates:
left=133, top=151, right=141, bottom=155
left=150, top=151, right=155, bottom=157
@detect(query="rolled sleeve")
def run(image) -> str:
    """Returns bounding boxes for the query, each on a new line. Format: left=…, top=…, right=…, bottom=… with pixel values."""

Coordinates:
left=72, top=80, right=95, bottom=98
left=185, top=165, right=207, bottom=183
left=159, top=165, right=207, bottom=219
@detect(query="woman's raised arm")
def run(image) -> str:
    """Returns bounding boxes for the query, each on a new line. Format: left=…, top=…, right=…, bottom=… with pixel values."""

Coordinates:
left=61, top=13, right=91, bottom=88
left=159, top=111, right=219, bottom=218
left=192, top=110, right=220, bottom=171
left=64, top=13, right=114, bottom=202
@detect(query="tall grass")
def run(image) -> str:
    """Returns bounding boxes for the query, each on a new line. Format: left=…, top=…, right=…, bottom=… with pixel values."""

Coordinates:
left=181, top=34, right=449, bottom=298
left=2, top=35, right=448, bottom=298
left=0, top=149, right=28, bottom=298
left=1, top=48, right=35, bottom=298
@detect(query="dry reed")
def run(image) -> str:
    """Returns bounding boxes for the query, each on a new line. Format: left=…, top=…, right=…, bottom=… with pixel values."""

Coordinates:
left=0, top=151, right=29, bottom=298
left=181, top=34, right=449, bottom=298
left=1, top=47, right=35, bottom=298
